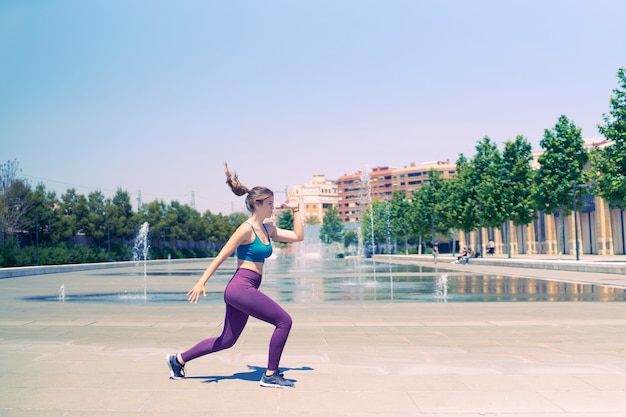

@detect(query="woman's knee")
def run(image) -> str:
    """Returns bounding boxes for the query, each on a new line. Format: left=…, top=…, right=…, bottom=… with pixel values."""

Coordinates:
left=217, top=334, right=239, bottom=350
left=278, top=312, right=293, bottom=330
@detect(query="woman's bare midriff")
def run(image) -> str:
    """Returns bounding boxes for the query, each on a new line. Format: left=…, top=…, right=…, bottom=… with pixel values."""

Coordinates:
left=237, top=259, right=264, bottom=275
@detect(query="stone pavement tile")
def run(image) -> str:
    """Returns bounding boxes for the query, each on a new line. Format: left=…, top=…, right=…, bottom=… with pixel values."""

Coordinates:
left=140, top=389, right=279, bottom=413
left=0, top=411, right=66, bottom=417
left=495, top=414, right=626, bottom=417
left=304, top=374, right=470, bottom=392
left=278, top=390, right=419, bottom=414
left=541, top=390, right=626, bottom=413
left=408, top=390, right=564, bottom=414
left=8, top=371, right=112, bottom=390
left=576, top=373, right=626, bottom=390
left=455, top=374, right=593, bottom=392
left=1, top=387, right=151, bottom=413
left=64, top=412, right=210, bottom=417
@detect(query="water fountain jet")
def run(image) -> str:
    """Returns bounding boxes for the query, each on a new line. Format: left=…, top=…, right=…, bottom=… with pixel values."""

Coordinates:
left=132, top=222, right=150, bottom=301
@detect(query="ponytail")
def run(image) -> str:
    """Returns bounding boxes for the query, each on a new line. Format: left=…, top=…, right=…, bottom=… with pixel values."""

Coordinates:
left=224, top=163, right=274, bottom=212
left=224, top=162, right=249, bottom=196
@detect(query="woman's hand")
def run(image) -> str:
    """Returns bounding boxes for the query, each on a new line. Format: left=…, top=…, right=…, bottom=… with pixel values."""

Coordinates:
left=282, top=190, right=299, bottom=210
left=187, top=281, right=206, bottom=304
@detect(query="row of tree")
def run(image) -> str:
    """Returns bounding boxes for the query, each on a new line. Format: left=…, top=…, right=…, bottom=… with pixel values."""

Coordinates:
left=2, top=68, right=625, bottom=266
left=332, top=68, right=626, bottom=255
left=0, top=166, right=250, bottom=266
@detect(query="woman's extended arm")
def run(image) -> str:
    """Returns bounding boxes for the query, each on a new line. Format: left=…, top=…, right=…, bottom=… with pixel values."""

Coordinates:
left=187, top=225, right=248, bottom=303
left=271, top=192, right=304, bottom=243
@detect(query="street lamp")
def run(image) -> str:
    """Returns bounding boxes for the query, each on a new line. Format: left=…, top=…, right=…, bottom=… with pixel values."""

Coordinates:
left=107, top=222, right=114, bottom=262
left=35, top=212, right=42, bottom=266
left=431, top=214, right=436, bottom=247
left=477, top=204, right=483, bottom=257
left=573, top=184, right=586, bottom=261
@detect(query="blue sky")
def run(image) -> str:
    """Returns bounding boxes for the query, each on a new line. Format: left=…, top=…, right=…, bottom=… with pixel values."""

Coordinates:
left=1, top=0, right=624, bottom=214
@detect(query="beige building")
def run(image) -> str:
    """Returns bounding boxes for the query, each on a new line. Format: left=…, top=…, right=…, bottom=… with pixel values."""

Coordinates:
left=459, top=137, right=625, bottom=257
left=459, top=197, right=625, bottom=257
left=392, top=160, right=456, bottom=197
left=292, top=174, right=339, bottom=224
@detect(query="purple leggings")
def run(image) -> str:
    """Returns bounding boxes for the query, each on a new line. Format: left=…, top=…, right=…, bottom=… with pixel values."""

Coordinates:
left=180, top=268, right=292, bottom=371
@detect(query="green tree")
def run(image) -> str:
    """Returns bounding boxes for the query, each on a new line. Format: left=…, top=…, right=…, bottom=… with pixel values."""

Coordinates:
left=409, top=170, right=451, bottom=252
left=0, top=159, right=37, bottom=243
left=534, top=115, right=588, bottom=253
left=589, top=67, right=626, bottom=253
left=448, top=154, right=480, bottom=234
left=501, top=135, right=535, bottom=255
left=84, top=190, right=108, bottom=245
left=389, top=190, right=412, bottom=254
left=343, top=229, right=358, bottom=252
left=472, top=136, right=507, bottom=233
left=205, top=211, right=246, bottom=255
left=107, top=189, right=135, bottom=241
left=361, top=199, right=391, bottom=254
left=58, top=189, right=89, bottom=241
left=320, top=206, right=344, bottom=244
left=27, top=184, right=58, bottom=247
left=589, top=67, right=626, bottom=208
left=277, top=209, right=294, bottom=230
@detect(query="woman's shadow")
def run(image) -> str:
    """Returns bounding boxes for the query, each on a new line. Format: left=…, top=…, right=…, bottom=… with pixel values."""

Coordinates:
left=184, top=365, right=314, bottom=384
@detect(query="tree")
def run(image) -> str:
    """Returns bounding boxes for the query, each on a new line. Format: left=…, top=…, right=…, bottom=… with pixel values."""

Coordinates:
left=409, top=170, right=451, bottom=252
left=343, top=230, right=358, bottom=251
left=388, top=190, right=412, bottom=254
left=361, top=199, right=391, bottom=254
left=472, top=136, right=507, bottom=231
left=205, top=211, right=246, bottom=254
left=27, top=184, right=58, bottom=247
left=319, top=206, right=343, bottom=244
left=107, top=189, right=135, bottom=241
left=277, top=209, right=294, bottom=230
left=448, top=154, right=480, bottom=234
left=501, top=135, right=535, bottom=255
left=534, top=115, right=588, bottom=253
left=0, top=159, right=37, bottom=243
left=84, top=190, right=108, bottom=244
left=588, top=67, right=626, bottom=253
left=589, top=67, right=626, bottom=208
left=58, top=189, right=88, bottom=241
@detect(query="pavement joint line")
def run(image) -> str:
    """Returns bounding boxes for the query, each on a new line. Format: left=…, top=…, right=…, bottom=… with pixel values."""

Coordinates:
left=4, top=319, right=626, bottom=327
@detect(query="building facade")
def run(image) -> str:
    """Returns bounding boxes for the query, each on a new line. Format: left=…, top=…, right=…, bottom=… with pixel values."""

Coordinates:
left=458, top=197, right=626, bottom=257
left=292, top=174, right=339, bottom=224
left=392, top=160, right=456, bottom=197
left=458, top=138, right=625, bottom=257
left=337, top=162, right=456, bottom=222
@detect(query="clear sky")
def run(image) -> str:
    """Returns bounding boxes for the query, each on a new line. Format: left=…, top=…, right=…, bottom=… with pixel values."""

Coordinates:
left=1, top=0, right=624, bottom=214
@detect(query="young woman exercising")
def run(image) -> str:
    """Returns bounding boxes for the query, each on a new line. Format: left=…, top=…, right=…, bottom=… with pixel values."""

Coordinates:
left=167, top=163, right=304, bottom=388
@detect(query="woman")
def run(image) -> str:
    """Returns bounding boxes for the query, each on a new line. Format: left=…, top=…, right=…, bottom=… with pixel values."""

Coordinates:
left=167, top=163, right=304, bottom=388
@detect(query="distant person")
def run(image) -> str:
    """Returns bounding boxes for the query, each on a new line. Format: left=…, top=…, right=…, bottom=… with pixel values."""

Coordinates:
left=487, top=240, right=495, bottom=255
left=167, top=163, right=304, bottom=388
left=456, top=247, right=468, bottom=264
left=432, top=241, right=439, bottom=264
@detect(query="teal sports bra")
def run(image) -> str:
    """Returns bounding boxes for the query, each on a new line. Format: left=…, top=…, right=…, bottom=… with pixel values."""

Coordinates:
left=237, top=222, right=273, bottom=263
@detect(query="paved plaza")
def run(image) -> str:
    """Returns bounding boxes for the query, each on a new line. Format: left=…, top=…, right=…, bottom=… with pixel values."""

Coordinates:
left=2, top=255, right=626, bottom=416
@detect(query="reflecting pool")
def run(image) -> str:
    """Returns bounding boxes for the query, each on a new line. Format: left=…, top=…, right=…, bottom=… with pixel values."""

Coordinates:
left=23, top=257, right=626, bottom=304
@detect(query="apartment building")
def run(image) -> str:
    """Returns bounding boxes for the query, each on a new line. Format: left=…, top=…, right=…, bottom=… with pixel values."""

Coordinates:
left=393, top=160, right=457, bottom=197
left=292, top=174, right=339, bottom=223
left=337, top=162, right=456, bottom=223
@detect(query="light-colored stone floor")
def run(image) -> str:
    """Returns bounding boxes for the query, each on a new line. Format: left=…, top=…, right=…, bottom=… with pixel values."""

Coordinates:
left=2, top=257, right=626, bottom=416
